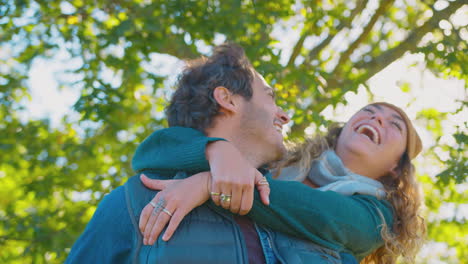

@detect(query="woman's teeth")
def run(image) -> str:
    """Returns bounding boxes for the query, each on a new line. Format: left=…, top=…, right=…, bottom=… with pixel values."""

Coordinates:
left=356, top=124, right=380, bottom=144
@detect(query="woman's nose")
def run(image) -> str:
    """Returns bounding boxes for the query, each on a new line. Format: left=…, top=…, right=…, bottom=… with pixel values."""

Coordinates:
left=371, top=114, right=383, bottom=126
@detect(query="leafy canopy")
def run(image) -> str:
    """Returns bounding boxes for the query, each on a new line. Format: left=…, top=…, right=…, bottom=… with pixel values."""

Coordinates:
left=0, top=0, right=466, bottom=263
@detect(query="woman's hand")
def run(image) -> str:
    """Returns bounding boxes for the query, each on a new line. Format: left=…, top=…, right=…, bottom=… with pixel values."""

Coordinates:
left=138, top=172, right=211, bottom=245
left=206, top=141, right=270, bottom=215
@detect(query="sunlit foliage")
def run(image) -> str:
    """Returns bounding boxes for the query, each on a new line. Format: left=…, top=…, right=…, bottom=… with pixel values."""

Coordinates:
left=0, top=0, right=466, bottom=263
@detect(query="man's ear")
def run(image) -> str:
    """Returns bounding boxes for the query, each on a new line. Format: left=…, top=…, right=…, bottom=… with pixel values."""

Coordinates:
left=213, top=86, right=239, bottom=114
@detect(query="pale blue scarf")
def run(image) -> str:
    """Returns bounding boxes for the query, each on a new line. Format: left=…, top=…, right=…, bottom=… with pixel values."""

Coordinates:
left=278, top=150, right=386, bottom=199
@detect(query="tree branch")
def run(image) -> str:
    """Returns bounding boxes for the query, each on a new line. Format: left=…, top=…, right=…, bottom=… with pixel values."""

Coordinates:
left=304, top=0, right=369, bottom=65
left=330, top=0, right=395, bottom=76
left=287, top=30, right=309, bottom=67
left=356, top=0, right=465, bottom=80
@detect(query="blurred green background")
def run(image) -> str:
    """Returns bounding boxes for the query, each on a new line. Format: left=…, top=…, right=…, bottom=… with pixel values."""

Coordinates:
left=0, top=0, right=466, bottom=263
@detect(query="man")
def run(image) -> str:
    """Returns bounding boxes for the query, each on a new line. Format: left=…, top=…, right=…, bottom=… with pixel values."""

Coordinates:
left=66, top=43, right=291, bottom=263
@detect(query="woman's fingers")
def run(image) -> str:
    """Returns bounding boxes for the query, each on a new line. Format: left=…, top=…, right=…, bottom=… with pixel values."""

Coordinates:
left=216, top=178, right=230, bottom=210
left=139, top=174, right=170, bottom=236
left=229, top=183, right=242, bottom=214
left=161, top=209, right=184, bottom=241
left=139, top=202, right=154, bottom=234
left=219, top=190, right=232, bottom=210
left=238, top=185, right=254, bottom=215
left=140, top=174, right=173, bottom=190
left=206, top=141, right=256, bottom=213
left=140, top=172, right=212, bottom=245
left=211, top=174, right=254, bottom=214
left=210, top=180, right=221, bottom=206
left=147, top=200, right=174, bottom=245
left=255, top=172, right=270, bottom=206
left=143, top=196, right=164, bottom=245
left=257, top=184, right=270, bottom=206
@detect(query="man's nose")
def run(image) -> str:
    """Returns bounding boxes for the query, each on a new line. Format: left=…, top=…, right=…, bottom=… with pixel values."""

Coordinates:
left=277, top=107, right=290, bottom=124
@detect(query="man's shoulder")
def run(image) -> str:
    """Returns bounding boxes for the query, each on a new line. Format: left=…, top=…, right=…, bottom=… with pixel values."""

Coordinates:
left=92, top=174, right=146, bottom=221
left=122, top=172, right=172, bottom=219
left=92, top=184, right=128, bottom=219
left=65, top=179, right=137, bottom=264
left=98, top=175, right=141, bottom=206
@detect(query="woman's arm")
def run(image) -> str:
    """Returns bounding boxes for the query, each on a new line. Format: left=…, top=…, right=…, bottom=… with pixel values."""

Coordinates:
left=132, top=126, right=224, bottom=174
left=248, top=177, right=393, bottom=259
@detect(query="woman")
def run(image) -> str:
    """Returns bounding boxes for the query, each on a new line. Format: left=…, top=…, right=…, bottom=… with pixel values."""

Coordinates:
left=136, top=102, right=426, bottom=263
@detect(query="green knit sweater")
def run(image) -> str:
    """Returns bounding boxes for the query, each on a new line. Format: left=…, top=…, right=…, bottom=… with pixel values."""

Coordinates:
left=131, top=127, right=394, bottom=260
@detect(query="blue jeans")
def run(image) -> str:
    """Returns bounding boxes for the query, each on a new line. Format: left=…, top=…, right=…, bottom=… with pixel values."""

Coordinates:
left=256, top=225, right=280, bottom=264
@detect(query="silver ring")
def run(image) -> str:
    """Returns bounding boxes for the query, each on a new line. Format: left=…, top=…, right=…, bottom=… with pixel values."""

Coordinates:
left=152, top=206, right=161, bottom=216
left=162, top=207, right=173, bottom=217
left=151, top=199, right=165, bottom=215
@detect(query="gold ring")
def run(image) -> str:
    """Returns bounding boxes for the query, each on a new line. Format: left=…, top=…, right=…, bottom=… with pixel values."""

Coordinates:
left=210, top=192, right=221, bottom=196
left=258, top=176, right=269, bottom=185
left=258, top=179, right=269, bottom=185
left=220, top=194, right=231, bottom=203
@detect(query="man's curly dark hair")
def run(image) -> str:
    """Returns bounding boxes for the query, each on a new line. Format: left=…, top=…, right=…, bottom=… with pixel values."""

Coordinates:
left=166, top=43, right=255, bottom=132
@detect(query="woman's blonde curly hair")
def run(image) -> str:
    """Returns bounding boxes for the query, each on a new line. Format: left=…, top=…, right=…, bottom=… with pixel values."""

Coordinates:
left=275, top=124, right=426, bottom=263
